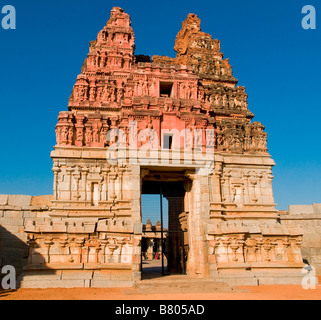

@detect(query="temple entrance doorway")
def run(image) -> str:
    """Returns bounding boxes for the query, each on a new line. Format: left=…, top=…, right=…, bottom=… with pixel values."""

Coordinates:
left=141, top=173, right=188, bottom=278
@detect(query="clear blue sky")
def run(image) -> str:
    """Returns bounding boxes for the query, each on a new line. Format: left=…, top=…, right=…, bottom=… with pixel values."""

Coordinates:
left=0, top=0, right=320, bottom=210
left=142, top=195, right=169, bottom=228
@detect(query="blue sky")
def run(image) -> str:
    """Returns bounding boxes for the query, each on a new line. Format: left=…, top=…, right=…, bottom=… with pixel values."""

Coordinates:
left=142, top=195, right=169, bottom=228
left=0, top=0, right=320, bottom=210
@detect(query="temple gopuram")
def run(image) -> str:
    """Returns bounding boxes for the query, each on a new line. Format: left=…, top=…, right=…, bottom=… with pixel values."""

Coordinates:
left=19, top=7, right=304, bottom=287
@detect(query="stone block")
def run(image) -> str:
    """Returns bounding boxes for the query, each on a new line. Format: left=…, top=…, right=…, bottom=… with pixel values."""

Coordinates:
left=0, top=225, right=20, bottom=234
left=0, top=195, right=8, bottom=206
left=0, top=217, right=24, bottom=226
left=215, top=274, right=258, bottom=286
left=132, top=271, right=141, bottom=281
left=7, top=195, right=32, bottom=207
left=134, top=222, right=142, bottom=235
left=258, top=275, right=303, bottom=285
left=21, top=271, right=62, bottom=281
left=313, top=204, right=321, bottom=213
left=61, top=270, right=93, bottom=280
left=91, top=280, right=133, bottom=288
left=30, top=195, right=53, bottom=207
left=4, top=211, right=23, bottom=219
left=23, top=212, right=38, bottom=219
left=289, top=205, right=315, bottom=215
left=20, top=279, right=87, bottom=288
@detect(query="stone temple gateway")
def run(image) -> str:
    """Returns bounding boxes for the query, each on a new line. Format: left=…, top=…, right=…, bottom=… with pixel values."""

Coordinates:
left=17, top=7, right=305, bottom=287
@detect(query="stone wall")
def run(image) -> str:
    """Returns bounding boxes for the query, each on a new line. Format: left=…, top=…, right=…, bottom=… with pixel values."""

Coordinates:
left=1, top=193, right=320, bottom=287
left=280, top=204, right=321, bottom=274
left=0, top=195, right=51, bottom=285
left=0, top=194, right=138, bottom=288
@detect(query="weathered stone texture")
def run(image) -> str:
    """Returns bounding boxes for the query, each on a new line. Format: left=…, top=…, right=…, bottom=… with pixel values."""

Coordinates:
left=0, top=195, right=51, bottom=284
left=281, top=204, right=321, bottom=274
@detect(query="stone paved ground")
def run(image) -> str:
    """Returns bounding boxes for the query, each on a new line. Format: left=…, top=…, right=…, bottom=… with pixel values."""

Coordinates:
left=1, top=285, right=321, bottom=300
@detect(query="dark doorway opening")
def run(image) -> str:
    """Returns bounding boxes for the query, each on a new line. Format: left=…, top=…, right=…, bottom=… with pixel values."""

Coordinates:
left=141, top=180, right=187, bottom=277
left=159, top=81, right=174, bottom=98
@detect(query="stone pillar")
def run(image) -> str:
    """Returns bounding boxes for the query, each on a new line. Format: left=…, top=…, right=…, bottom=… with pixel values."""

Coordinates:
left=185, top=171, right=210, bottom=277
left=167, top=196, right=184, bottom=273
left=212, top=161, right=223, bottom=203
left=66, top=167, right=74, bottom=201
left=147, top=239, right=154, bottom=260
left=52, top=166, right=61, bottom=201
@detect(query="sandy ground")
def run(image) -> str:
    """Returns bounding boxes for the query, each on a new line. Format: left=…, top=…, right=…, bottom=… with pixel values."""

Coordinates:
left=1, top=263, right=320, bottom=300
left=1, top=285, right=321, bottom=300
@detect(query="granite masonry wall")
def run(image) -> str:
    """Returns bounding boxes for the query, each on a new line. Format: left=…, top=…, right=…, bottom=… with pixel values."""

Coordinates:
left=281, top=204, right=321, bottom=274
left=0, top=195, right=52, bottom=286
left=0, top=194, right=137, bottom=288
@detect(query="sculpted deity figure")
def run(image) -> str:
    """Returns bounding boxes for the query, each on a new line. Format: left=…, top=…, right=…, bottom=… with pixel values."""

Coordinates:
left=125, top=86, right=133, bottom=97
left=191, top=84, right=197, bottom=99
left=100, top=127, right=108, bottom=145
left=223, top=59, right=233, bottom=76
left=89, top=86, right=96, bottom=101
left=186, top=83, right=192, bottom=99
left=142, top=80, right=148, bottom=96
left=234, top=95, right=241, bottom=109
left=76, top=128, right=83, bottom=145
left=117, top=88, right=123, bottom=102
left=110, top=87, right=116, bottom=102
left=96, top=86, right=103, bottom=101
left=214, top=94, right=219, bottom=106
left=78, top=87, right=87, bottom=101
left=198, top=90, right=204, bottom=101
left=258, top=133, right=267, bottom=151
left=148, top=81, right=155, bottom=96
left=216, top=131, right=223, bottom=150
left=61, top=126, right=68, bottom=143
left=68, top=127, right=74, bottom=145
left=179, top=82, right=187, bottom=99
left=92, top=124, right=101, bottom=143
left=241, top=95, right=248, bottom=109
left=214, top=60, right=221, bottom=76
left=100, top=52, right=107, bottom=67
left=109, top=57, right=115, bottom=67
left=102, top=86, right=108, bottom=101
left=222, top=94, right=227, bottom=108
left=85, top=127, right=93, bottom=144
left=228, top=95, right=235, bottom=108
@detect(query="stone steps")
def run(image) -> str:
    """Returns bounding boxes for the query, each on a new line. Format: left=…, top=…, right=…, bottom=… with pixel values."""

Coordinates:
left=133, top=277, right=233, bottom=293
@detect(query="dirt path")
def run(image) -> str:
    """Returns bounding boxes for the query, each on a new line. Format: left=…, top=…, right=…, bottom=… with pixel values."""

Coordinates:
left=1, top=285, right=321, bottom=300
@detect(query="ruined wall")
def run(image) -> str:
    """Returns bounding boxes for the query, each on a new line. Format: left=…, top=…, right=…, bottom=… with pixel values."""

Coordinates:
left=281, top=204, right=321, bottom=274
left=0, top=194, right=141, bottom=288
left=0, top=195, right=51, bottom=285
